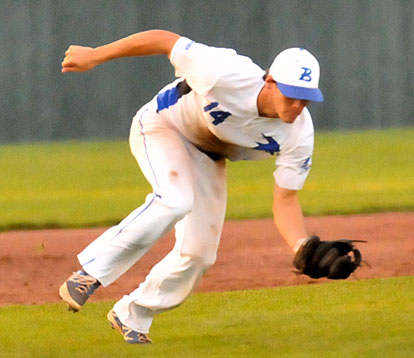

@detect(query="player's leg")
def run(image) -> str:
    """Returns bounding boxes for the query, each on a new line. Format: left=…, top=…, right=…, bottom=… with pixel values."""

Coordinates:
left=60, top=103, right=197, bottom=310
left=79, top=105, right=198, bottom=284
left=110, top=144, right=227, bottom=339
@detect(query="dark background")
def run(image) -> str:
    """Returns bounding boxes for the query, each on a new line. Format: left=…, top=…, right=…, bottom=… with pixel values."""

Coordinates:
left=1, top=0, right=412, bottom=143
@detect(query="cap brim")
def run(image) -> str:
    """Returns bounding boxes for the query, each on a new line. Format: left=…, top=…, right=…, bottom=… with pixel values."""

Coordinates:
left=277, top=82, right=324, bottom=102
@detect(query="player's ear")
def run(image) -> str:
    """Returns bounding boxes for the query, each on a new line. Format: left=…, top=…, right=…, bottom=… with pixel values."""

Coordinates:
left=264, top=74, right=276, bottom=87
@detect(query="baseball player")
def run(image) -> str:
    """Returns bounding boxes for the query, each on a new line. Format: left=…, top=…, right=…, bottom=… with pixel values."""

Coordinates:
left=59, top=30, right=362, bottom=344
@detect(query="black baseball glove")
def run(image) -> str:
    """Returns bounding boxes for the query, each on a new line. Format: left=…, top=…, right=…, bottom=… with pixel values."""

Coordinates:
left=293, top=236, right=365, bottom=279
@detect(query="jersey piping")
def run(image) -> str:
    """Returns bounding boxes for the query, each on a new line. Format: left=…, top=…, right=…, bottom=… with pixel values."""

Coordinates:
left=157, top=79, right=192, bottom=112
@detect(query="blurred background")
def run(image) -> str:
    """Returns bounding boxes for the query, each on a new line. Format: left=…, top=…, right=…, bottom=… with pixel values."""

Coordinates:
left=1, top=0, right=413, bottom=144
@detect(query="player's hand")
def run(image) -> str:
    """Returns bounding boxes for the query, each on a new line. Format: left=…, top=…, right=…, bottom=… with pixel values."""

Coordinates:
left=61, top=45, right=99, bottom=73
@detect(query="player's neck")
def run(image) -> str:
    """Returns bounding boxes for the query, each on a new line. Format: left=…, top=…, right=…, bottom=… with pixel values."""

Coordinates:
left=257, top=86, right=279, bottom=119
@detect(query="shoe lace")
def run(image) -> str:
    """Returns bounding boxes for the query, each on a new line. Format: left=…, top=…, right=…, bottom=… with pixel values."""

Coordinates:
left=71, top=272, right=99, bottom=295
left=124, top=329, right=152, bottom=343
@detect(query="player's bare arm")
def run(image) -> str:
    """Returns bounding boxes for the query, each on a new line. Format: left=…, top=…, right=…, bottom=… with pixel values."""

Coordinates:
left=272, top=184, right=308, bottom=252
left=274, top=184, right=365, bottom=278
left=61, top=30, right=180, bottom=73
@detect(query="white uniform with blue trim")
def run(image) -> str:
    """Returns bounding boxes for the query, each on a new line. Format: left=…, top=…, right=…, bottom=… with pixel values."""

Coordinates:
left=77, top=37, right=314, bottom=334
left=158, top=37, right=313, bottom=189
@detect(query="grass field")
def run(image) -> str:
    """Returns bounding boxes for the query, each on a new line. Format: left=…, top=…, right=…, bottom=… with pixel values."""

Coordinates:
left=0, top=128, right=413, bottom=230
left=0, top=276, right=412, bottom=358
left=0, top=129, right=413, bottom=357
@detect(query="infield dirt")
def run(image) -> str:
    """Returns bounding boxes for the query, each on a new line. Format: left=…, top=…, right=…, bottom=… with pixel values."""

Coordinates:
left=0, top=212, right=412, bottom=305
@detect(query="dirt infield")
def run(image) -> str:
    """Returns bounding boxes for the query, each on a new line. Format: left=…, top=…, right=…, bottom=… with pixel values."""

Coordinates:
left=0, top=212, right=412, bottom=306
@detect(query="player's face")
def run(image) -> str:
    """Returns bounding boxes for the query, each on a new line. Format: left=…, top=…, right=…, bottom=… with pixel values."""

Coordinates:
left=259, top=76, right=309, bottom=123
left=272, top=84, right=309, bottom=123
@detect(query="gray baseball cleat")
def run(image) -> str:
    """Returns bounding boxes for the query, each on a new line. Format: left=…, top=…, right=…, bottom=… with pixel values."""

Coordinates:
left=59, top=270, right=100, bottom=312
left=107, top=310, right=152, bottom=344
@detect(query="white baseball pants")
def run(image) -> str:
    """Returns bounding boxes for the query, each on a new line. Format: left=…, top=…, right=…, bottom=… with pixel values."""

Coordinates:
left=77, top=102, right=227, bottom=333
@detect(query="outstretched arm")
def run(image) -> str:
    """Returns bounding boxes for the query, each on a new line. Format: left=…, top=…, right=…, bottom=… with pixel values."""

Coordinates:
left=273, top=184, right=307, bottom=252
left=274, top=184, right=365, bottom=279
left=61, top=29, right=181, bottom=73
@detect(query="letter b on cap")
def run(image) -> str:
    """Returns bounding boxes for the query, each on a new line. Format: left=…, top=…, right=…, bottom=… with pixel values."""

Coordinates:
left=299, top=67, right=312, bottom=82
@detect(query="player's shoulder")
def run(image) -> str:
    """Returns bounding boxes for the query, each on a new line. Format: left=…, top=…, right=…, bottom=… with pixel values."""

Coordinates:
left=284, top=108, right=314, bottom=145
left=294, top=108, right=314, bottom=133
left=301, top=107, right=313, bottom=123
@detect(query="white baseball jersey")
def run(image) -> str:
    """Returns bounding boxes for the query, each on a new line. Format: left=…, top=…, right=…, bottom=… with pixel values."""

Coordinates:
left=153, top=37, right=314, bottom=190
left=76, top=36, right=316, bottom=334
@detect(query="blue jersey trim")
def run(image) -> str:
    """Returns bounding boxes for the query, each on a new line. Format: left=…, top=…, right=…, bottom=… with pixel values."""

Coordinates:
left=157, top=80, right=192, bottom=111
left=157, top=86, right=180, bottom=111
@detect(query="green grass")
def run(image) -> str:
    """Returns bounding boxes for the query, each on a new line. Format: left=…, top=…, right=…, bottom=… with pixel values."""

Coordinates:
left=227, top=128, right=414, bottom=218
left=0, top=128, right=413, bottom=230
left=0, top=276, right=412, bottom=358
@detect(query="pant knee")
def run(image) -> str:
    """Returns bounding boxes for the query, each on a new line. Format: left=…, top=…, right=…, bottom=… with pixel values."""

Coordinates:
left=156, top=191, right=194, bottom=219
left=187, top=253, right=217, bottom=272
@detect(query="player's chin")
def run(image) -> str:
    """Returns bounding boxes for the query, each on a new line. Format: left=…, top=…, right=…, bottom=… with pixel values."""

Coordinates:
left=281, top=116, right=297, bottom=124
